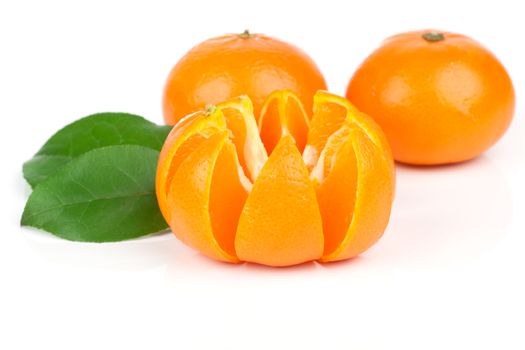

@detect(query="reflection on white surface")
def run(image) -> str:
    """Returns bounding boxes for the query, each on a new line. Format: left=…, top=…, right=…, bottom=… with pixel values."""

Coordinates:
left=372, top=155, right=512, bottom=268
left=24, top=231, right=175, bottom=271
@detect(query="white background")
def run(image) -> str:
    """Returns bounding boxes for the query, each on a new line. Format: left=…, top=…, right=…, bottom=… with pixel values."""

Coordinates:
left=1, top=0, right=524, bottom=349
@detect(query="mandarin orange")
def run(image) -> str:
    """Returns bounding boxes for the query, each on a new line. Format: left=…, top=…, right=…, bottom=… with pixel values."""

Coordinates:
left=162, top=30, right=327, bottom=125
left=346, top=30, right=515, bottom=165
left=156, top=91, right=395, bottom=266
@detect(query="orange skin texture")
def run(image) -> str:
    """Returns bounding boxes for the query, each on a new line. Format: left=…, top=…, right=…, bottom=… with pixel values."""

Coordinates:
left=167, top=132, right=246, bottom=262
left=235, top=135, right=324, bottom=266
left=163, top=32, right=327, bottom=125
left=346, top=30, right=515, bottom=165
left=156, top=91, right=395, bottom=267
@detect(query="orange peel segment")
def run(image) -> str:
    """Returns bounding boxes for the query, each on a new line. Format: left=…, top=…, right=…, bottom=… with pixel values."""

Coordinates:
left=156, top=109, right=226, bottom=222
left=235, top=135, right=324, bottom=266
left=310, top=125, right=358, bottom=256
left=314, top=126, right=394, bottom=262
left=323, top=127, right=393, bottom=261
left=304, top=91, right=395, bottom=180
left=305, top=92, right=395, bottom=262
left=166, top=131, right=247, bottom=263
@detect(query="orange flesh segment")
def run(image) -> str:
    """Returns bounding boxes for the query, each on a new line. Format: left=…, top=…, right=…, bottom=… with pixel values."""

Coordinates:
left=235, top=135, right=324, bottom=267
left=167, top=131, right=245, bottom=263
left=259, top=90, right=310, bottom=155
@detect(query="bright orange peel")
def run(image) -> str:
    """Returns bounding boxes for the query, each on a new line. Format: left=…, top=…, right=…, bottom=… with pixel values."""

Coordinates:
left=156, top=90, right=395, bottom=266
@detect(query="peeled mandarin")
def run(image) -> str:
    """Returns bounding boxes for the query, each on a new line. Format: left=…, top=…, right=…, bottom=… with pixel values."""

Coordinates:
left=156, top=91, right=395, bottom=267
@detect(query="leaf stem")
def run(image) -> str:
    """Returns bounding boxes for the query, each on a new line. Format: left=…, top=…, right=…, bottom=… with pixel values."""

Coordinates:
left=422, top=31, right=445, bottom=42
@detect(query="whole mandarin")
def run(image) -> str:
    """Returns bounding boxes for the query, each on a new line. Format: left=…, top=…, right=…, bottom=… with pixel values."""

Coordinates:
left=346, top=30, right=515, bottom=165
left=163, top=30, right=327, bottom=125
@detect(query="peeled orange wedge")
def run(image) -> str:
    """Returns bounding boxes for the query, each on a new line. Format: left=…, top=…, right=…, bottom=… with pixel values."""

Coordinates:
left=156, top=90, right=395, bottom=266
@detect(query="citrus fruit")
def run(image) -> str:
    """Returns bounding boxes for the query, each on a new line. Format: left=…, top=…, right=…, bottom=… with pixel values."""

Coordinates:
left=156, top=91, right=395, bottom=266
left=162, top=30, right=327, bottom=125
left=346, top=30, right=515, bottom=165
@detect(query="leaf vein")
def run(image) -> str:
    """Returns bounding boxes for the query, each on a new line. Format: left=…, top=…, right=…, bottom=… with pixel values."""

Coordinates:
left=23, top=192, right=154, bottom=222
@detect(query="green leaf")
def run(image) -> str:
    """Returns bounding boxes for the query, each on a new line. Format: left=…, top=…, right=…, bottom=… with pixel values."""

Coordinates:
left=23, top=113, right=172, bottom=188
left=21, top=145, right=168, bottom=242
